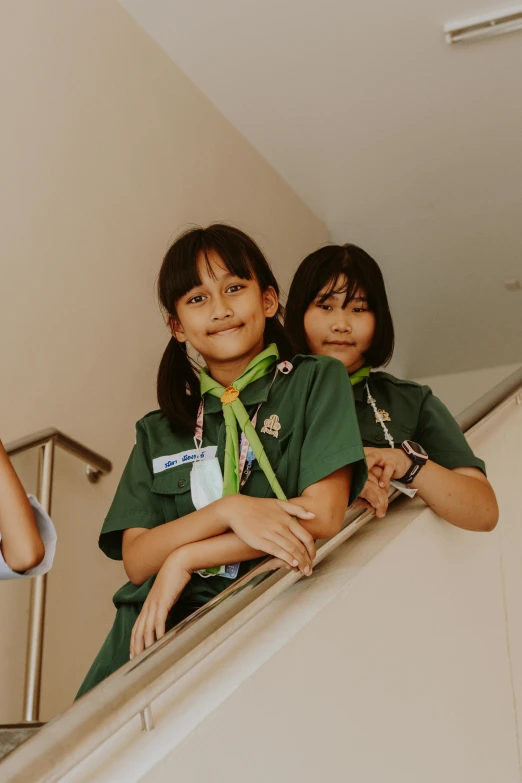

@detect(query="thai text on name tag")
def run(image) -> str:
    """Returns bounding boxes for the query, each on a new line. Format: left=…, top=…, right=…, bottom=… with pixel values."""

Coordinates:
left=152, top=446, right=218, bottom=474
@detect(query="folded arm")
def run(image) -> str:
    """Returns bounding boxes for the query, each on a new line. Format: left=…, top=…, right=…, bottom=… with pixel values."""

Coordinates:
left=129, top=466, right=352, bottom=656
left=124, top=465, right=351, bottom=585
left=174, top=463, right=353, bottom=573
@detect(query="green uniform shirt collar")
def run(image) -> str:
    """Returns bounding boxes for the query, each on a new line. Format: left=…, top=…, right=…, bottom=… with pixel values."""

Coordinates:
left=352, top=375, right=369, bottom=402
left=350, top=365, right=371, bottom=388
left=350, top=366, right=371, bottom=401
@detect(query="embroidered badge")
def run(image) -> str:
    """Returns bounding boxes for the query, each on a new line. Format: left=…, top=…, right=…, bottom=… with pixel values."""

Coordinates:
left=220, top=386, right=239, bottom=404
left=261, top=414, right=281, bottom=439
left=375, top=408, right=391, bottom=423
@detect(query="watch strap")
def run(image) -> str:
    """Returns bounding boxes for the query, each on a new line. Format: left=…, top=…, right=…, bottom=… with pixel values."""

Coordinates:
left=398, top=441, right=428, bottom=484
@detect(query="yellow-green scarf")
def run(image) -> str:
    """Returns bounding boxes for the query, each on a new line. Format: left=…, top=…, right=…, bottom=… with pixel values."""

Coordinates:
left=200, top=343, right=287, bottom=499
left=350, top=365, right=371, bottom=386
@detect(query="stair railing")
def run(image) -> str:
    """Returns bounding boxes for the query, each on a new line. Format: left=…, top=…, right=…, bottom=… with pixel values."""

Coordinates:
left=5, top=428, right=112, bottom=723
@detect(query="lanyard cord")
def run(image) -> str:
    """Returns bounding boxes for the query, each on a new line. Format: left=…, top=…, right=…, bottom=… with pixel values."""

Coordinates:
left=365, top=381, right=419, bottom=498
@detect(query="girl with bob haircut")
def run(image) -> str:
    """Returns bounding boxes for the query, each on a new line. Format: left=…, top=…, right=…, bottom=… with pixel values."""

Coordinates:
left=285, top=243, right=498, bottom=532
left=76, top=225, right=367, bottom=698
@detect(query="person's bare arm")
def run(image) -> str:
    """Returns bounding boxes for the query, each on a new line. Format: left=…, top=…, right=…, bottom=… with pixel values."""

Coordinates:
left=289, top=465, right=352, bottom=538
left=146, top=465, right=352, bottom=575
left=365, top=447, right=498, bottom=532
left=123, top=465, right=351, bottom=585
left=0, top=440, right=45, bottom=571
left=122, top=494, right=317, bottom=585
left=411, top=463, right=498, bottom=531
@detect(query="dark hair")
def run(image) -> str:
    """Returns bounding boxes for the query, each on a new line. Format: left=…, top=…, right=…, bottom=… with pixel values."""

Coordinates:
left=157, top=223, right=292, bottom=434
left=285, top=244, right=394, bottom=368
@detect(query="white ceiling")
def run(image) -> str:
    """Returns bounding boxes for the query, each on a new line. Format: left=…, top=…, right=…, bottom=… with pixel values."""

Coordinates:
left=120, top=0, right=522, bottom=376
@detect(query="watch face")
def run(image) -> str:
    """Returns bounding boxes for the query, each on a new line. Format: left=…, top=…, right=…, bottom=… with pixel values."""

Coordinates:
left=403, top=440, right=428, bottom=459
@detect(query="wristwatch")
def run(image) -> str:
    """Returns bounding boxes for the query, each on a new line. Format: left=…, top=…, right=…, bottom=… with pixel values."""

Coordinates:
left=397, top=440, right=428, bottom=484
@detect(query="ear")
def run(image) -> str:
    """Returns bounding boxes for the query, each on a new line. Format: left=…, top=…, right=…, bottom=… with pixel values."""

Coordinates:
left=168, top=315, right=186, bottom=343
left=263, top=286, right=279, bottom=318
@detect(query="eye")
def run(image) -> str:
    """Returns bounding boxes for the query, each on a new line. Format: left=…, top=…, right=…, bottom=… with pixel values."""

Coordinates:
left=186, top=294, right=207, bottom=304
left=226, top=284, right=245, bottom=294
left=317, top=303, right=332, bottom=311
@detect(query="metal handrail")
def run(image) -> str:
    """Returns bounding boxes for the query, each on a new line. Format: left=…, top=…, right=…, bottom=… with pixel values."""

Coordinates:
left=456, top=366, right=522, bottom=430
left=6, top=428, right=112, bottom=483
left=2, top=367, right=521, bottom=782
left=5, top=428, right=112, bottom=724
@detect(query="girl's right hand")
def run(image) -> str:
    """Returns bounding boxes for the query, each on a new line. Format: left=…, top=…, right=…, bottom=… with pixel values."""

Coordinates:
left=219, top=495, right=316, bottom=575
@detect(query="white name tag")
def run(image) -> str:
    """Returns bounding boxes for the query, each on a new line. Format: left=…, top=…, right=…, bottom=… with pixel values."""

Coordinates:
left=152, top=446, right=218, bottom=474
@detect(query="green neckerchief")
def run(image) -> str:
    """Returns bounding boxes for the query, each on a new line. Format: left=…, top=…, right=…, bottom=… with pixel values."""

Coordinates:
left=200, top=343, right=287, bottom=499
left=349, top=365, right=371, bottom=386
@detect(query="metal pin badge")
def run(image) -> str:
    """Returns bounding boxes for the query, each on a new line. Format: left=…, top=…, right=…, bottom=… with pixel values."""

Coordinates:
left=220, top=386, right=239, bottom=404
left=261, top=414, right=281, bottom=439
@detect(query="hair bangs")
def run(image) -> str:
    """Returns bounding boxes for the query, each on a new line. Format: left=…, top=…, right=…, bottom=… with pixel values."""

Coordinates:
left=200, top=231, right=257, bottom=282
left=317, top=271, right=362, bottom=309
left=159, top=226, right=258, bottom=315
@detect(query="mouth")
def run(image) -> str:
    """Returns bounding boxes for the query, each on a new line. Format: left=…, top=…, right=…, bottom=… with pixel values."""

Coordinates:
left=324, top=341, right=355, bottom=347
left=208, top=324, right=243, bottom=336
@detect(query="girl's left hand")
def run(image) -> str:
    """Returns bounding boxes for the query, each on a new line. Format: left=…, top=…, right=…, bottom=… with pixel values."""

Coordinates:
left=363, top=447, right=411, bottom=489
left=351, top=473, right=389, bottom=518
left=130, top=549, right=192, bottom=659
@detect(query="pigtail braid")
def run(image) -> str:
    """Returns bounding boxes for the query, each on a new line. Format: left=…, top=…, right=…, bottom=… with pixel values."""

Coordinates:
left=157, top=338, right=200, bottom=434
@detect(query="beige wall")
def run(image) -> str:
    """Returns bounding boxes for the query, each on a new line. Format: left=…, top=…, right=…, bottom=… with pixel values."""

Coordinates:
left=0, top=0, right=328, bottom=722
left=415, top=363, right=521, bottom=416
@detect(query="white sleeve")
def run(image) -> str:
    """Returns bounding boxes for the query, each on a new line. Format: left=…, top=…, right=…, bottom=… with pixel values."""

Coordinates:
left=0, top=495, right=57, bottom=580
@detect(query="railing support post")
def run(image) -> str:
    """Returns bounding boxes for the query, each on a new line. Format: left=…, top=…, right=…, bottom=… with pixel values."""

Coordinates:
left=140, top=706, right=154, bottom=732
left=23, top=439, right=55, bottom=723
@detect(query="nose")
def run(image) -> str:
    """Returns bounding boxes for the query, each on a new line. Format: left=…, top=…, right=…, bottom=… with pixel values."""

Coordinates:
left=331, top=313, right=352, bottom=334
left=210, top=293, right=233, bottom=321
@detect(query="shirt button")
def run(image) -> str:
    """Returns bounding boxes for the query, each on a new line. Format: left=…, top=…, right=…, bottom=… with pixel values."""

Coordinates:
left=178, top=479, right=187, bottom=488
left=375, top=434, right=383, bottom=442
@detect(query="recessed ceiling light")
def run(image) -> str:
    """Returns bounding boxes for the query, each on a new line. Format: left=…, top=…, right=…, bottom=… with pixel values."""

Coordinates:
left=504, top=279, right=522, bottom=291
left=444, top=5, right=522, bottom=44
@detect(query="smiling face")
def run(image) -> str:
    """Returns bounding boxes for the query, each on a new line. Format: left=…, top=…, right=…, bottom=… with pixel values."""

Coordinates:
left=171, top=250, right=278, bottom=380
left=303, top=275, right=376, bottom=374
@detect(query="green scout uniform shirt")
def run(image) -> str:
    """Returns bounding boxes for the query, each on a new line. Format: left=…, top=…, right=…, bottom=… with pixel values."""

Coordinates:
left=76, top=355, right=367, bottom=699
left=353, top=371, right=486, bottom=474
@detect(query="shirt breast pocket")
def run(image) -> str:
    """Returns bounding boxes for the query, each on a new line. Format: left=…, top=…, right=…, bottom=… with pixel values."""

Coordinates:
left=151, top=464, right=195, bottom=520
left=363, top=422, right=411, bottom=449
left=245, top=426, right=293, bottom=498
